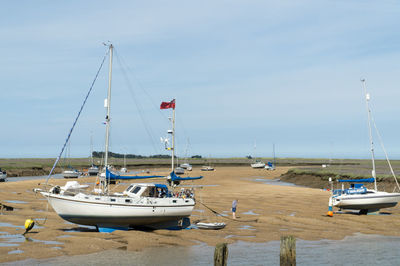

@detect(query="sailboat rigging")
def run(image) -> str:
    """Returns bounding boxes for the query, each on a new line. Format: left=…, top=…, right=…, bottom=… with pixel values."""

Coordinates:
left=35, top=44, right=201, bottom=231
left=328, top=79, right=400, bottom=214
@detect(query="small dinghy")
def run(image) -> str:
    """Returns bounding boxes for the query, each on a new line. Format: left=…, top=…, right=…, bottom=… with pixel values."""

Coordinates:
left=196, top=222, right=226, bottom=230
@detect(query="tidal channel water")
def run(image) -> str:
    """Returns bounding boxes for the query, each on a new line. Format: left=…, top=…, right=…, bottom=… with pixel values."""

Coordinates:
left=3, top=234, right=399, bottom=265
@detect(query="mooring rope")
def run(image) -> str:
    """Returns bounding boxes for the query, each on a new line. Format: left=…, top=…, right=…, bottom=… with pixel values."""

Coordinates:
left=198, top=201, right=258, bottom=223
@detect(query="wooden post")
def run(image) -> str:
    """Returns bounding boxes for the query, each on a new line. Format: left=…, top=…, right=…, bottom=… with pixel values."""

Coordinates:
left=280, top=235, right=296, bottom=266
left=214, top=242, right=228, bottom=266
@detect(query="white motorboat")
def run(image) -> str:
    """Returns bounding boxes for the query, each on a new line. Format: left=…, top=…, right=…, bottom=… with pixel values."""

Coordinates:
left=37, top=44, right=198, bottom=231
left=251, top=161, right=265, bottom=168
left=329, top=80, right=400, bottom=214
left=0, top=168, right=6, bottom=182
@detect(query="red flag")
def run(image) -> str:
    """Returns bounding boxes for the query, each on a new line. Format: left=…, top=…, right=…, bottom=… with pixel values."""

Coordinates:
left=160, top=99, right=176, bottom=109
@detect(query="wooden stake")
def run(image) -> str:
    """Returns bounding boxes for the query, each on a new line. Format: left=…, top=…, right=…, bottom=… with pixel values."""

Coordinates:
left=280, top=235, right=296, bottom=266
left=214, top=242, right=228, bottom=266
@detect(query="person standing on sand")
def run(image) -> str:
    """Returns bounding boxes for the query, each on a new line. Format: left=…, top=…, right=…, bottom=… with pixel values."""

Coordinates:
left=232, top=199, right=238, bottom=219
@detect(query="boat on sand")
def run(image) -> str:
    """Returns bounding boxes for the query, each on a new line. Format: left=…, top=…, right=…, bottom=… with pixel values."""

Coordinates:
left=35, top=44, right=198, bottom=231
left=196, top=222, right=226, bottom=230
left=328, top=79, right=400, bottom=214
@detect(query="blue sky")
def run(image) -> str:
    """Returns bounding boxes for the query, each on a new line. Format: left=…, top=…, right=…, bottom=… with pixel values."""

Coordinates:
left=2, top=1, right=400, bottom=159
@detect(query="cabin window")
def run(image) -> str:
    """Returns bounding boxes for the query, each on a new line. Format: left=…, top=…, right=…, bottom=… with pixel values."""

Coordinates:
left=125, top=199, right=131, bottom=203
left=131, top=187, right=141, bottom=194
left=85, top=196, right=89, bottom=199
left=126, top=185, right=133, bottom=191
left=173, top=200, right=177, bottom=203
left=95, top=198, right=100, bottom=200
left=110, top=198, right=116, bottom=202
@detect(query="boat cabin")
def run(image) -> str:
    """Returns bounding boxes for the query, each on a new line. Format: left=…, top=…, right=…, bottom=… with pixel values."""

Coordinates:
left=333, top=178, right=375, bottom=196
left=123, top=184, right=170, bottom=198
left=333, top=183, right=368, bottom=196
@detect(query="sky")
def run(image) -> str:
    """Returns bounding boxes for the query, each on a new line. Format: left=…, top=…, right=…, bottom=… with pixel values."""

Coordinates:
left=2, top=0, right=400, bottom=159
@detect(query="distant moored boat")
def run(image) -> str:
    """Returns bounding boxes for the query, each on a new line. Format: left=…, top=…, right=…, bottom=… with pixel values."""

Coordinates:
left=0, top=168, right=7, bottom=182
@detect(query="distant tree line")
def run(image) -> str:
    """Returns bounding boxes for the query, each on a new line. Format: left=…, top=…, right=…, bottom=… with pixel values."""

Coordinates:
left=92, top=151, right=202, bottom=159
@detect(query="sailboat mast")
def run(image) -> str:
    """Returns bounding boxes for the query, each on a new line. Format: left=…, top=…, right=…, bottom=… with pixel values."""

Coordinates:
left=90, top=132, right=94, bottom=165
left=104, top=44, right=113, bottom=169
left=273, top=143, right=276, bottom=167
left=361, top=79, right=377, bottom=191
left=171, top=107, right=175, bottom=172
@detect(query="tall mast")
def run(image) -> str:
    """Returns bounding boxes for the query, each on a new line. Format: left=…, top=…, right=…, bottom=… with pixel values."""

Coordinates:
left=273, top=143, right=276, bottom=167
left=104, top=44, right=113, bottom=169
left=171, top=107, right=175, bottom=172
left=361, top=79, right=377, bottom=191
left=90, top=132, right=94, bottom=165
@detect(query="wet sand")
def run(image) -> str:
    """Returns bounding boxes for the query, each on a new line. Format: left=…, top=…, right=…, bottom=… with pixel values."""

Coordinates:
left=1, top=166, right=400, bottom=263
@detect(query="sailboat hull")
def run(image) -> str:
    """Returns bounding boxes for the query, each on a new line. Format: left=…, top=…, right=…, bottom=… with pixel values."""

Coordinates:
left=332, top=191, right=400, bottom=211
left=87, top=168, right=99, bottom=176
left=62, top=170, right=80, bottom=178
left=42, top=192, right=194, bottom=227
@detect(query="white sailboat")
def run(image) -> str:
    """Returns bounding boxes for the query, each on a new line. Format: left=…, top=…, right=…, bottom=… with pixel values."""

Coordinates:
left=88, top=133, right=99, bottom=176
left=329, top=79, right=400, bottom=214
left=62, top=169, right=80, bottom=178
left=201, top=156, right=215, bottom=171
left=251, top=161, right=265, bottom=168
left=36, top=44, right=196, bottom=231
left=250, top=140, right=265, bottom=168
left=180, top=139, right=193, bottom=171
left=120, top=153, right=127, bottom=173
left=62, top=141, right=80, bottom=178
left=180, top=163, right=192, bottom=171
left=87, top=165, right=99, bottom=176
left=265, top=144, right=276, bottom=170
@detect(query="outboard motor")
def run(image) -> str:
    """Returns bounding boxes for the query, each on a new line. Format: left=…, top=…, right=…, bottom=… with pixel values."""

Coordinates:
left=50, top=186, right=61, bottom=194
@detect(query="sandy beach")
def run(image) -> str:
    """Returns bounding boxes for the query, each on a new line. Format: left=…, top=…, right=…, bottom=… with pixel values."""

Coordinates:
left=1, top=166, right=400, bottom=263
